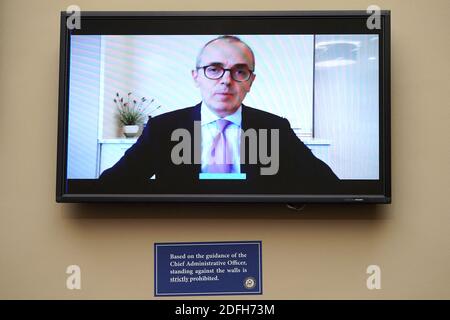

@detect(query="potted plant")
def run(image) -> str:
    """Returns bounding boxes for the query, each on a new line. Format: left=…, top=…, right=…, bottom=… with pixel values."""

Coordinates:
left=114, top=92, right=155, bottom=138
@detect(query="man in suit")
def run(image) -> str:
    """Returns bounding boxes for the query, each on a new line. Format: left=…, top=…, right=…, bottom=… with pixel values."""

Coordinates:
left=99, top=35, right=339, bottom=193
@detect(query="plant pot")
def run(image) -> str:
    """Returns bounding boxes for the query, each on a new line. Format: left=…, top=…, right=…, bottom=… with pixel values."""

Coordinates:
left=123, top=125, right=139, bottom=138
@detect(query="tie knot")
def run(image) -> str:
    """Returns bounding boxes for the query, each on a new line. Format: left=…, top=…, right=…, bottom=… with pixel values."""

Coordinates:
left=216, top=119, right=232, bottom=132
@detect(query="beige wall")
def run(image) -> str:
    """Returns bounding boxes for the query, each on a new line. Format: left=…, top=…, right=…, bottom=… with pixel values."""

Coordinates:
left=0, top=0, right=449, bottom=299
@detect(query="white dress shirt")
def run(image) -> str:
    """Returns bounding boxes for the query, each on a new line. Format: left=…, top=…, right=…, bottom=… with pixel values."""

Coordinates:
left=200, top=103, right=242, bottom=173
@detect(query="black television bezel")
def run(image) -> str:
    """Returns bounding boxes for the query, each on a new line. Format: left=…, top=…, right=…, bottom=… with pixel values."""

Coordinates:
left=56, top=11, right=391, bottom=204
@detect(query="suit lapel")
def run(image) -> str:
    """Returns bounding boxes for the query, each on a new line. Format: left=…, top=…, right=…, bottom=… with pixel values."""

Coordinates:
left=185, top=104, right=260, bottom=179
left=240, top=105, right=260, bottom=179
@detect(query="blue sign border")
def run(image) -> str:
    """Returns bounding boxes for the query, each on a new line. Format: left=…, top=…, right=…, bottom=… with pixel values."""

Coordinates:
left=154, top=241, right=263, bottom=297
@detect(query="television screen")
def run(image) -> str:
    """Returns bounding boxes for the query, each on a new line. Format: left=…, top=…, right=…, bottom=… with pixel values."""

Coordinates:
left=56, top=11, right=391, bottom=203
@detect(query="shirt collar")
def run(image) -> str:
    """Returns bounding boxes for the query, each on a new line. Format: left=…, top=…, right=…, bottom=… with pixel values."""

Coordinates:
left=200, top=102, right=242, bottom=127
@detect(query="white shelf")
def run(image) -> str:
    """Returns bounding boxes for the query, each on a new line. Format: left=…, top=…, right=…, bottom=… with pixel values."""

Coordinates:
left=98, top=138, right=138, bottom=144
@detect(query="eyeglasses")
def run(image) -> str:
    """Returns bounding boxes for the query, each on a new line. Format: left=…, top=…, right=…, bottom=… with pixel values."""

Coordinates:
left=197, top=64, right=254, bottom=82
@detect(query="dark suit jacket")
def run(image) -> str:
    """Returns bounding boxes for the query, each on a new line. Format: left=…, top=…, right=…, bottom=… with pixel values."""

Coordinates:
left=99, top=103, right=340, bottom=193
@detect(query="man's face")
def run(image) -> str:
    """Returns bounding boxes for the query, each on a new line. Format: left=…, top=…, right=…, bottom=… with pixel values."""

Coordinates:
left=192, top=40, right=255, bottom=117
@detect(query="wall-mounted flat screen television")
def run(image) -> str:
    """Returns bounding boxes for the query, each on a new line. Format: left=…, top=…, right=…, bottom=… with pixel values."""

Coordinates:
left=56, top=11, right=391, bottom=203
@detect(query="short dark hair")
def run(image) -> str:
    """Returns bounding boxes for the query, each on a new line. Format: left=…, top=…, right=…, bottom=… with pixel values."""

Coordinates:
left=195, top=35, right=255, bottom=70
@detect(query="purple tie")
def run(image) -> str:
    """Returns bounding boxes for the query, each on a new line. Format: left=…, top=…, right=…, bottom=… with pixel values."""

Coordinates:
left=205, top=119, right=233, bottom=173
